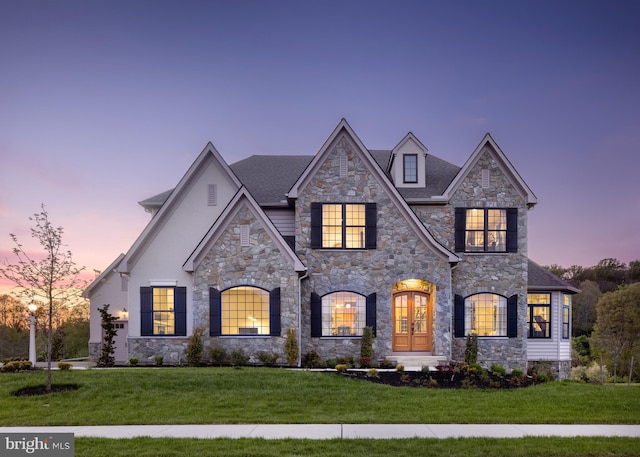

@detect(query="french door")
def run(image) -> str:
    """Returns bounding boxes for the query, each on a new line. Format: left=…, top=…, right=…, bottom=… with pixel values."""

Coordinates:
left=392, top=292, right=431, bottom=351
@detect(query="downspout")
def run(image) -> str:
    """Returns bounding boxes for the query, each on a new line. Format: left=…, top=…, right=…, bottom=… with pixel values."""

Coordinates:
left=297, top=270, right=309, bottom=367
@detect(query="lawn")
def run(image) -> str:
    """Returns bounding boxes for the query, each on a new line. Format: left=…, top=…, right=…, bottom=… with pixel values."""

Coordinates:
left=1, top=367, right=639, bottom=426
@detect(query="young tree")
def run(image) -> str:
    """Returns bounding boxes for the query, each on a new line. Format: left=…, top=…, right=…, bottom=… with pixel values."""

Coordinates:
left=0, top=205, right=86, bottom=391
left=592, top=283, right=640, bottom=383
left=97, top=304, right=117, bottom=367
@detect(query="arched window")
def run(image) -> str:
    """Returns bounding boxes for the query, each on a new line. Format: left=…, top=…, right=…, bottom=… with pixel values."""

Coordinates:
left=322, top=291, right=366, bottom=336
left=465, top=293, right=507, bottom=337
left=221, top=286, right=269, bottom=335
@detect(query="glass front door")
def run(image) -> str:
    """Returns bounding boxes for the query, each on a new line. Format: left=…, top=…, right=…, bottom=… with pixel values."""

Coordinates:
left=392, top=292, right=431, bottom=351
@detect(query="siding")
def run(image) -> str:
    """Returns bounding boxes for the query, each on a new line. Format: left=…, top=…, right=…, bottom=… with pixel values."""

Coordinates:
left=265, top=209, right=295, bottom=237
left=527, top=291, right=571, bottom=361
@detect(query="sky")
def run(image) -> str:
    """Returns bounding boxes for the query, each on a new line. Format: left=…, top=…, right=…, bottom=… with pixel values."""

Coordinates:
left=1, top=0, right=639, bottom=293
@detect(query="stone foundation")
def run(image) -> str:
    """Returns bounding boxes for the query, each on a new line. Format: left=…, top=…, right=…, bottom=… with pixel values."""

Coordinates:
left=528, top=359, right=571, bottom=380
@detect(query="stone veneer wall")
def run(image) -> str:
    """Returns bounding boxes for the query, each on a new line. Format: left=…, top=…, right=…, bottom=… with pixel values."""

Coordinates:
left=418, top=147, right=530, bottom=372
left=294, top=134, right=453, bottom=361
left=191, top=203, right=301, bottom=364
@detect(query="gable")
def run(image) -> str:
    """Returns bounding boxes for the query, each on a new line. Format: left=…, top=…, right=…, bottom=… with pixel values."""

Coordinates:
left=183, top=187, right=305, bottom=273
left=289, top=119, right=458, bottom=263
left=119, top=143, right=242, bottom=274
left=443, top=133, right=537, bottom=207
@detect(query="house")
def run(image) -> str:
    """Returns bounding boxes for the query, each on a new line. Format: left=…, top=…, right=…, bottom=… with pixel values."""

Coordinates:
left=84, top=119, right=578, bottom=378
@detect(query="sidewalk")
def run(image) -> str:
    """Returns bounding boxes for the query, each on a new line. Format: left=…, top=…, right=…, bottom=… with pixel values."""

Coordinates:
left=2, top=424, right=639, bottom=439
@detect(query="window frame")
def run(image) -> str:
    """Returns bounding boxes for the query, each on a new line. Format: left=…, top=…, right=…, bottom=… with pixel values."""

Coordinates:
left=527, top=293, right=552, bottom=339
left=454, top=207, right=518, bottom=253
left=310, top=202, right=376, bottom=250
left=562, top=294, right=571, bottom=339
left=209, top=286, right=281, bottom=337
left=403, top=154, right=418, bottom=183
left=140, top=286, right=187, bottom=337
left=464, top=293, right=508, bottom=337
left=320, top=291, right=367, bottom=337
left=220, top=286, right=270, bottom=336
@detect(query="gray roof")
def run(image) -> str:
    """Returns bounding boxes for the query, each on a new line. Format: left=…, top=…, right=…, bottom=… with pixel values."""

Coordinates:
left=229, top=155, right=313, bottom=205
left=528, top=260, right=580, bottom=293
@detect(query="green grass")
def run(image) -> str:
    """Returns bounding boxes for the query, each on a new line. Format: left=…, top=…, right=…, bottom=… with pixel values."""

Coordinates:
left=1, top=367, right=639, bottom=426
left=75, top=437, right=640, bottom=457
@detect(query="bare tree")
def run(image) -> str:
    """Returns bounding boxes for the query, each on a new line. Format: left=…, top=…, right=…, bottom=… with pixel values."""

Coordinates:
left=0, top=205, right=86, bottom=391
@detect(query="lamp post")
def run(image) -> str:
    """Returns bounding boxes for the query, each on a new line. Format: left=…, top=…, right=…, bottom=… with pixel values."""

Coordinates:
left=28, top=303, right=38, bottom=365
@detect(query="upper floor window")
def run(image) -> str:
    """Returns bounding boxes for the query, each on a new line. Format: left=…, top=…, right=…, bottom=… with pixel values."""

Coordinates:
left=209, top=286, right=281, bottom=337
left=140, top=286, right=187, bottom=336
left=562, top=294, right=571, bottom=339
left=310, top=203, right=377, bottom=250
left=527, top=293, right=551, bottom=338
left=403, top=154, right=418, bottom=183
left=465, top=293, right=507, bottom=337
left=455, top=208, right=518, bottom=253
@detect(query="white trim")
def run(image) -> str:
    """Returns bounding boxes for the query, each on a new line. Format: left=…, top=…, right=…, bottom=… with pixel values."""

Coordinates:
left=149, top=280, right=178, bottom=286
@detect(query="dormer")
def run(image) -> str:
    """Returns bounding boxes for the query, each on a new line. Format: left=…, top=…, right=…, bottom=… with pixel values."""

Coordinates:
left=388, top=133, right=428, bottom=188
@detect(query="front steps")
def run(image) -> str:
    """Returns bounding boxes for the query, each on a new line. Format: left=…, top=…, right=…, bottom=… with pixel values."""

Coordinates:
left=385, top=354, right=448, bottom=371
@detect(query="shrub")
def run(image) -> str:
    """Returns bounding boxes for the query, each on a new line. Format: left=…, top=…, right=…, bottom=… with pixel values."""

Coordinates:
left=284, top=328, right=298, bottom=367
left=465, top=333, right=478, bottom=365
left=380, top=359, right=395, bottom=369
left=230, top=349, right=249, bottom=367
left=256, top=351, right=279, bottom=366
left=209, top=345, right=227, bottom=366
left=366, top=368, right=379, bottom=378
left=491, top=365, right=507, bottom=377
left=154, top=355, right=164, bottom=366
left=360, top=326, right=374, bottom=358
left=128, top=357, right=139, bottom=366
left=359, top=356, right=371, bottom=368
left=186, top=326, right=205, bottom=367
left=57, top=362, right=72, bottom=371
left=335, top=364, right=348, bottom=373
left=325, top=358, right=337, bottom=368
left=510, top=368, right=524, bottom=377
left=302, top=350, right=323, bottom=368
left=1, top=360, right=32, bottom=372
left=396, top=364, right=405, bottom=372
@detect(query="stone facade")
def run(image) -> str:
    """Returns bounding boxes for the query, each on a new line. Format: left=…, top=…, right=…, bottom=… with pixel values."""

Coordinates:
left=294, top=134, right=453, bottom=361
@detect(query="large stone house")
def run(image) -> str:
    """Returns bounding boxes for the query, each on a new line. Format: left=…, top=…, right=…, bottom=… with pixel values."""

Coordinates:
left=84, top=119, right=578, bottom=378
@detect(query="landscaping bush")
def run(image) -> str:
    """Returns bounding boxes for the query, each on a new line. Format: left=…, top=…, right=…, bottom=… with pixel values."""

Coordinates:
left=209, top=345, right=227, bottom=366
left=1, top=360, right=32, bottom=372
left=128, top=357, right=139, bottom=366
left=186, top=326, right=204, bottom=366
left=465, top=333, right=478, bottom=364
left=57, top=362, right=72, bottom=371
left=301, top=350, right=323, bottom=368
left=335, top=364, right=348, bottom=373
left=230, top=349, right=249, bottom=367
left=491, top=365, right=507, bottom=377
left=154, top=355, right=164, bottom=366
left=256, top=351, right=279, bottom=366
left=284, top=328, right=298, bottom=366
left=360, top=326, right=374, bottom=358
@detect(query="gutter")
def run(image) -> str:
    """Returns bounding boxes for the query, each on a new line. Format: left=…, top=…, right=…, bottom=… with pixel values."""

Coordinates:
left=297, top=270, right=309, bottom=367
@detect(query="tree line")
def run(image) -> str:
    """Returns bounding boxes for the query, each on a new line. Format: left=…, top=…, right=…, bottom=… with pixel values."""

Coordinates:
left=545, top=258, right=640, bottom=381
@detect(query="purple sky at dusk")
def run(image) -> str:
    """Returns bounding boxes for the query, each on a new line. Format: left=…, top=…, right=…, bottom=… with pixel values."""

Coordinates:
left=1, top=0, right=639, bottom=292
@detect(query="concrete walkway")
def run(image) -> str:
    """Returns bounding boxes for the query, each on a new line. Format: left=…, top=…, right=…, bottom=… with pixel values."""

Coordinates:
left=1, top=424, right=639, bottom=439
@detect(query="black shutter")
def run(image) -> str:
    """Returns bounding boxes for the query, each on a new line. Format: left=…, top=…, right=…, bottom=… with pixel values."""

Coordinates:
left=174, top=287, right=187, bottom=336
left=209, top=288, right=221, bottom=337
left=140, top=287, right=153, bottom=336
left=454, top=208, right=466, bottom=252
left=365, top=203, right=377, bottom=249
left=454, top=294, right=465, bottom=337
left=507, top=294, right=518, bottom=337
left=366, top=293, right=377, bottom=336
left=310, top=203, right=322, bottom=249
left=310, top=292, right=322, bottom=337
left=506, top=208, right=518, bottom=252
left=269, top=287, right=281, bottom=336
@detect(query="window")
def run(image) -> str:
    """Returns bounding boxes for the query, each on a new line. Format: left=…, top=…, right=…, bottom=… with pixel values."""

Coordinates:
left=140, top=286, right=187, bottom=336
left=527, top=293, right=551, bottom=338
left=221, top=286, right=269, bottom=335
left=465, top=293, right=507, bottom=337
left=321, top=292, right=366, bottom=336
left=311, top=291, right=377, bottom=337
left=209, top=287, right=281, bottom=337
left=403, top=154, right=418, bottom=183
left=454, top=208, right=518, bottom=253
left=310, top=203, right=376, bottom=249
left=562, top=295, right=571, bottom=339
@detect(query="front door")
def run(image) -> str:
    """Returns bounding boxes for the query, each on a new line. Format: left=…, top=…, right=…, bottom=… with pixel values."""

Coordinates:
left=111, top=321, right=128, bottom=364
left=392, top=292, right=431, bottom=351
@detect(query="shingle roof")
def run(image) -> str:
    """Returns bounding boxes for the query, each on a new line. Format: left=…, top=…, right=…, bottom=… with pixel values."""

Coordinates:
left=230, top=155, right=313, bottom=205
left=528, top=259, right=580, bottom=293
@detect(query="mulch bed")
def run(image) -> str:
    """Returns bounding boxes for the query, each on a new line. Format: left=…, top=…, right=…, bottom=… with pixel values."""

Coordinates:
left=334, top=369, right=540, bottom=389
left=12, top=384, right=80, bottom=397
